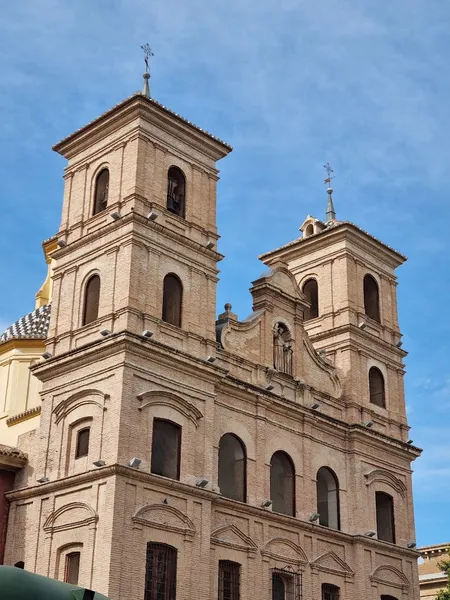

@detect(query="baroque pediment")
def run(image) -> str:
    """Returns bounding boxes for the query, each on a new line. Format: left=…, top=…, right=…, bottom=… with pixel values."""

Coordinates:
left=211, top=524, right=257, bottom=554
left=364, top=469, right=407, bottom=498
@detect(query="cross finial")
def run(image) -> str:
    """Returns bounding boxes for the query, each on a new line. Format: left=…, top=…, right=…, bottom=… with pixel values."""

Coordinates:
left=323, top=162, right=336, bottom=222
left=140, top=43, right=154, bottom=98
left=141, top=43, right=154, bottom=73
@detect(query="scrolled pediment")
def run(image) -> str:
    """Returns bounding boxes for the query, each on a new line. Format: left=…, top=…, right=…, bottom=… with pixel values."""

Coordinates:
left=53, top=389, right=108, bottom=423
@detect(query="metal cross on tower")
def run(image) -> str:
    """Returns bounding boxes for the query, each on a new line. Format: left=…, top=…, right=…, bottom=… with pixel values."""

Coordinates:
left=140, top=43, right=154, bottom=98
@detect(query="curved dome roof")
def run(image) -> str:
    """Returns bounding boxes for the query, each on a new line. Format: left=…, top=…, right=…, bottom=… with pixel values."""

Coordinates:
left=0, top=304, right=51, bottom=345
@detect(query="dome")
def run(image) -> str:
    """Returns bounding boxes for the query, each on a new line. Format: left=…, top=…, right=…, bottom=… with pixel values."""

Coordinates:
left=0, top=303, right=51, bottom=345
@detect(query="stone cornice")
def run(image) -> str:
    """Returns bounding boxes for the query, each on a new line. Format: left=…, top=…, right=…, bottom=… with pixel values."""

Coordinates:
left=53, top=94, right=231, bottom=161
left=6, top=405, right=41, bottom=427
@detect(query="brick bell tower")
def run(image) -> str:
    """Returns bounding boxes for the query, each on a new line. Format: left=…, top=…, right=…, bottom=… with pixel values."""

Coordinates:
left=4, top=66, right=231, bottom=595
left=260, top=180, right=409, bottom=442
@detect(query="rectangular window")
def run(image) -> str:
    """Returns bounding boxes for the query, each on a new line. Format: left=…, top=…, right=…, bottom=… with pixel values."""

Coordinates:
left=271, top=569, right=302, bottom=600
left=322, top=584, right=340, bottom=600
left=151, top=419, right=181, bottom=480
left=76, top=428, right=90, bottom=459
left=145, top=543, right=177, bottom=600
left=218, top=561, right=240, bottom=600
left=376, top=492, right=396, bottom=543
left=64, top=552, right=80, bottom=585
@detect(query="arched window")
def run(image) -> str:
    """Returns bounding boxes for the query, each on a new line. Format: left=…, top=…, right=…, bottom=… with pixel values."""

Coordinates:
left=317, top=467, right=340, bottom=530
left=151, top=419, right=181, bottom=480
left=218, top=561, right=240, bottom=600
left=162, top=274, right=183, bottom=327
left=303, top=278, right=319, bottom=320
left=364, top=274, right=380, bottom=322
left=322, top=583, right=340, bottom=600
left=82, top=275, right=100, bottom=326
left=75, top=427, right=90, bottom=459
left=218, top=433, right=246, bottom=502
left=64, top=552, right=80, bottom=585
left=273, top=323, right=293, bottom=375
left=305, top=224, right=314, bottom=237
left=369, top=367, right=386, bottom=407
left=93, top=168, right=109, bottom=215
left=270, top=451, right=295, bottom=516
left=145, top=543, right=177, bottom=600
left=167, top=167, right=186, bottom=218
left=376, top=492, right=396, bottom=543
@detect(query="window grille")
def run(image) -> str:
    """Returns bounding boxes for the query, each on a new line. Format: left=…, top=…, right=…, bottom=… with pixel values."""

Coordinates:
left=145, top=543, right=177, bottom=600
left=271, top=567, right=302, bottom=600
left=322, top=583, right=340, bottom=600
left=218, top=560, right=240, bottom=600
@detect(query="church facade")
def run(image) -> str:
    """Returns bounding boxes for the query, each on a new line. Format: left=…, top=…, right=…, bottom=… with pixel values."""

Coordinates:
left=1, top=83, right=421, bottom=600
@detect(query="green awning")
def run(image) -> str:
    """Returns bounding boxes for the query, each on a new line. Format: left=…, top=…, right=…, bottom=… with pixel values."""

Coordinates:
left=0, top=566, right=110, bottom=600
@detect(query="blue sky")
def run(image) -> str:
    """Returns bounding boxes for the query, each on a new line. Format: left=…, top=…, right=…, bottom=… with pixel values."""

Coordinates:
left=1, top=0, right=449, bottom=546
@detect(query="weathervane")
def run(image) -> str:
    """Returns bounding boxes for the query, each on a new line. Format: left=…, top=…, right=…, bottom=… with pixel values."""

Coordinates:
left=323, top=162, right=335, bottom=186
left=140, top=43, right=154, bottom=98
left=141, top=43, right=154, bottom=73
left=323, top=162, right=336, bottom=222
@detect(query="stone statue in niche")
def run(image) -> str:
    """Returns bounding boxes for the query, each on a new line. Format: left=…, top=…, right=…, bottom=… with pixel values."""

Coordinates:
left=273, top=323, right=293, bottom=375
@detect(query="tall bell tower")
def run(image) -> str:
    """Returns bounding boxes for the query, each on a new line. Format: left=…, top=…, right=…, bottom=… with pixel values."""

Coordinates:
left=260, top=181, right=408, bottom=441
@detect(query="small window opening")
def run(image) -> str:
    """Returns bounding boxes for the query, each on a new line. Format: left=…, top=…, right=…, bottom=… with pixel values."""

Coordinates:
left=369, top=367, right=386, bottom=407
left=82, top=275, right=100, bottom=326
left=162, top=274, right=183, bottom=327
left=218, top=560, right=240, bottom=600
left=322, top=583, right=340, bottom=600
left=93, top=169, right=109, bottom=215
left=376, top=491, right=396, bottom=543
left=218, top=433, right=246, bottom=502
left=75, top=428, right=90, bottom=459
left=167, top=167, right=186, bottom=218
left=270, top=451, right=295, bottom=516
left=64, top=552, right=81, bottom=585
left=317, top=467, right=340, bottom=530
left=151, top=419, right=181, bottom=480
left=305, top=224, right=314, bottom=237
left=303, top=278, right=319, bottom=320
left=14, top=561, right=25, bottom=569
left=364, top=274, right=380, bottom=322
left=145, top=543, right=177, bottom=600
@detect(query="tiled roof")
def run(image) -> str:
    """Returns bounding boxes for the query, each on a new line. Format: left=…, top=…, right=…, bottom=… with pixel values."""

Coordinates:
left=54, top=92, right=232, bottom=152
left=0, top=444, right=27, bottom=460
left=258, top=220, right=406, bottom=262
left=419, top=547, right=450, bottom=577
left=0, top=304, right=51, bottom=345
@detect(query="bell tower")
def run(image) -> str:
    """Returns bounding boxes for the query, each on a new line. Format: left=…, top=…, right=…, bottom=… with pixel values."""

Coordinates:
left=46, top=70, right=231, bottom=359
left=260, top=183, right=408, bottom=441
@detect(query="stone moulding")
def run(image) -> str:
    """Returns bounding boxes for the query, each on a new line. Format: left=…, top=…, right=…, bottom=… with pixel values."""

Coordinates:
left=311, top=551, right=354, bottom=577
left=261, top=537, right=308, bottom=565
left=370, top=565, right=409, bottom=589
left=132, top=503, right=195, bottom=537
left=364, top=468, right=407, bottom=498
left=211, top=523, right=258, bottom=555
left=53, top=389, right=109, bottom=424
left=137, top=390, right=203, bottom=427
left=43, top=502, right=98, bottom=533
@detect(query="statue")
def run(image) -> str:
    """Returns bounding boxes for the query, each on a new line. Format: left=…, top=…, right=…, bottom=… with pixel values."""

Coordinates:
left=273, top=323, right=293, bottom=375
